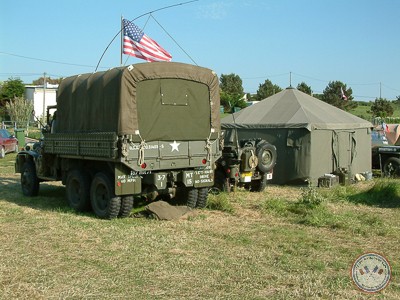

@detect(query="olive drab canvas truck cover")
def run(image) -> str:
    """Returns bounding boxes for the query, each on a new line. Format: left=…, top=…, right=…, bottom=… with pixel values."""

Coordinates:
left=56, top=62, right=220, bottom=139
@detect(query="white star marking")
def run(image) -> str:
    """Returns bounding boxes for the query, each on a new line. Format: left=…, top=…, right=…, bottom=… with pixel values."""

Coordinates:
left=170, top=141, right=180, bottom=152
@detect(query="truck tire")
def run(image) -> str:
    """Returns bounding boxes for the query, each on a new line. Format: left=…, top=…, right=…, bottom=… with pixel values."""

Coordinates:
left=383, top=157, right=400, bottom=177
left=256, top=142, right=277, bottom=173
left=250, top=174, right=267, bottom=192
left=21, top=160, right=40, bottom=196
left=119, top=196, right=134, bottom=218
left=187, top=188, right=198, bottom=208
left=66, top=170, right=91, bottom=212
left=175, top=187, right=198, bottom=208
left=212, top=170, right=231, bottom=193
left=196, top=187, right=208, bottom=208
left=90, top=172, right=121, bottom=219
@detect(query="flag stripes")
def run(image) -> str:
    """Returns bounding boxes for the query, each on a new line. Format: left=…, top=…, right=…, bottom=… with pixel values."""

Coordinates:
left=122, top=19, right=172, bottom=62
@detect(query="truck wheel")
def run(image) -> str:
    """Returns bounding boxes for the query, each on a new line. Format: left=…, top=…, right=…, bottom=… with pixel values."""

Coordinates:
left=250, top=174, right=267, bottom=192
left=187, top=188, right=198, bottom=208
left=66, top=170, right=91, bottom=212
left=196, top=187, right=208, bottom=208
left=21, top=160, right=40, bottom=196
left=175, top=187, right=198, bottom=208
left=119, top=196, right=134, bottom=218
left=383, top=157, right=400, bottom=177
left=90, top=172, right=121, bottom=219
left=212, top=170, right=229, bottom=193
left=256, top=142, right=277, bottom=173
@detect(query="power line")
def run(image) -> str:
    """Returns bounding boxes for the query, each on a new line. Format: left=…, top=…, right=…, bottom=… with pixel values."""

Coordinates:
left=2, top=50, right=399, bottom=98
left=95, top=0, right=199, bottom=71
left=150, top=14, right=197, bottom=65
left=242, top=72, right=289, bottom=80
left=382, top=83, right=400, bottom=93
left=291, top=72, right=329, bottom=83
left=0, top=72, right=66, bottom=79
left=0, top=72, right=43, bottom=76
left=0, top=51, right=108, bottom=69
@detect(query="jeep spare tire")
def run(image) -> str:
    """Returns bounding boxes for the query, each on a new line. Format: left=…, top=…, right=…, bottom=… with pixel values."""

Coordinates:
left=256, top=142, right=277, bottom=173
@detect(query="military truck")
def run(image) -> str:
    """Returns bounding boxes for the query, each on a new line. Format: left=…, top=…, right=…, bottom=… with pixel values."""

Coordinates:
left=372, top=145, right=400, bottom=177
left=370, top=129, right=400, bottom=177
left=15, top=62, right=222, bottom=219
left=214, top=129, right=277, bottom=192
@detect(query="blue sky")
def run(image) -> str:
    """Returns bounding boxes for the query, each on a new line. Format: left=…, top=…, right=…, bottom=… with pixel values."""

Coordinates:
left=1, top=0, right=399, bottom=100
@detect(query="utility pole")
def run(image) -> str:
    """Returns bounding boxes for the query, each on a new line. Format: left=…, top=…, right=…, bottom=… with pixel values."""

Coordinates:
left=380, top=82, right=382, bottom=99
left=42, top=72, right=46, bottom=127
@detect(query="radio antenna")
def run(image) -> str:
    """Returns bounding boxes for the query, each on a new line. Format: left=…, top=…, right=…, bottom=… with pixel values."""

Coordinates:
left=95, top=0, right=198, bottom=72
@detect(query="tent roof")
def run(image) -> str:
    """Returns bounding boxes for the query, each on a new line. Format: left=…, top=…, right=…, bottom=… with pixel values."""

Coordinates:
left=221, top=88, right=373, bottom=131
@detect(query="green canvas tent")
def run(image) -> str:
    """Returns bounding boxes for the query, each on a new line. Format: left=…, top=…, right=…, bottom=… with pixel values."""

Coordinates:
left=221, top=88, right=373, bottom=185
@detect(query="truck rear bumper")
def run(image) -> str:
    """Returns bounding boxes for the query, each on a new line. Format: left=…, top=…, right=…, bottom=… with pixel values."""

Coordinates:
left=115, top=164, right=214, bottom=196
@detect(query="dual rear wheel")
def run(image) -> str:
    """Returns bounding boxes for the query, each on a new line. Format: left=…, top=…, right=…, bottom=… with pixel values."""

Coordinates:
left=174, top=187, right=209, bottom=209
left=66, top=170, right=207, bottom=219
left=66, top=170, right=125, bottom=219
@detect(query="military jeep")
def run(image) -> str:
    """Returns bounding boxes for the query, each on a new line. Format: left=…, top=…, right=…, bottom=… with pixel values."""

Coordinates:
left=214, top=132, right=277, bottom=192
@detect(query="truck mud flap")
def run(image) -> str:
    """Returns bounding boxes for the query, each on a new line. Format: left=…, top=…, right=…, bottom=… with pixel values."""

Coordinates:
left=142, top=173, right=168, bottom=190
left=115, top=164, right=141, bottom=196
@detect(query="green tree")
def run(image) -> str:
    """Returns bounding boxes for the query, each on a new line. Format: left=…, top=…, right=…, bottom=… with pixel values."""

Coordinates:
left=370, top=98, right=394, bottom=118
left=219, top=73, right=244, bottom=95
left=255, top=79, right=282, bottom=100
left=0, top=78, right=26, bottom=121
left=219, top=73, right=245, bottom=111
left=0, top=77, right=25, bottom=100
left=32, top=76, right=63, bottom=85
left=220, top=91, right=247, bottom=112
left=321, top=81, right=356, bottom=110
left=5, top=96, right=33, bottom=126
left=297, top=82, right=312, bottom=95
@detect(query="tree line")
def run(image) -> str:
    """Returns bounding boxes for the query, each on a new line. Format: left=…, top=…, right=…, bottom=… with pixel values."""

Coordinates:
left=0, top=75, right=398, bottom=125
left=219, top=73, right=398, bottom=118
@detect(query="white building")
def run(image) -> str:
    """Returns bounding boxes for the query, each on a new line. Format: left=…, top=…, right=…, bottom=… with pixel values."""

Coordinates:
left=24, top=84, right=58, bottom=122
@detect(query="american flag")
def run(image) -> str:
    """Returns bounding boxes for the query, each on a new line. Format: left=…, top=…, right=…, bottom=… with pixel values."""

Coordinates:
left=340, top=87, right=348, bottom=100
left=122, top=19, right=172, bottom=62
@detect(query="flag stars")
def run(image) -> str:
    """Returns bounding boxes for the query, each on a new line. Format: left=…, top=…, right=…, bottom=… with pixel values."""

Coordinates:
left=123, top=19, right=144, bottom=42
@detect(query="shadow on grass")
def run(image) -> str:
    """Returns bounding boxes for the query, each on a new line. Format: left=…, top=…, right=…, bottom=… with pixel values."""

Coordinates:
left=2, top=170, right=163, bottom=221
left=0, top=175, right=94, bottom=217
left=5, top=183, right=71, bottom=211
left=347, top=180, right=400, bottom=208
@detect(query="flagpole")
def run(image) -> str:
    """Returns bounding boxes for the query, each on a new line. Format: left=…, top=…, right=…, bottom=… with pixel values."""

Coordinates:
left=120, top=15, right=123, bottom=66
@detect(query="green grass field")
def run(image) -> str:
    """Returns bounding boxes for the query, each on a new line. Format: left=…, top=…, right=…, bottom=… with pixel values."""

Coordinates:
left=1, top=153, right=399, bottom=299
left=349, top=101, right=400, bottom=121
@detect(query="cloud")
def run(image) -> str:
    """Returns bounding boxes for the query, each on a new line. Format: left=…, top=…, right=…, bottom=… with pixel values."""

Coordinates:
left=197, top=1, right=231, bottom=20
